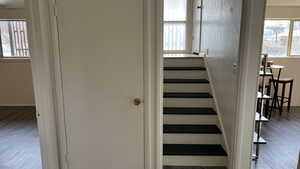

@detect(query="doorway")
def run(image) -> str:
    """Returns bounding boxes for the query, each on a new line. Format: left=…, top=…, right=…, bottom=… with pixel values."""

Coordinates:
left=0, top=17, right=42, bottom=169
left=251, top=1, right=300, bottom=169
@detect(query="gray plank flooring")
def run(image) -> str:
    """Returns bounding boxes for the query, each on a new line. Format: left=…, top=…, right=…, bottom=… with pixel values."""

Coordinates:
left=0, top=109, right=42, bottom=169
left=252, top=107, right=300, bottom=169
left=0, top=106, right=298, bottom=169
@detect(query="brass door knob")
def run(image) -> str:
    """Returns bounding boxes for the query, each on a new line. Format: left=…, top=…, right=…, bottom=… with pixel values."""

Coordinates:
left=133, top=98, right=142, bottom=106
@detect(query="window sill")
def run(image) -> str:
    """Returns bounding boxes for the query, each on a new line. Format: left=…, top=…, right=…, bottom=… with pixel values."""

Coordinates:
left=268, top=56, right=300, bottom=59
left=0, top=57, right=31, bottom=63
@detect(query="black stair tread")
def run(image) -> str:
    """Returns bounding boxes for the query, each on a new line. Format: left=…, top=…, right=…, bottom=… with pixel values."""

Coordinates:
left=164, top=92, right=213, bottom=98
left=164, top=144, right=227, bottom=156
left=164, top=67, right=206, bottom=71
left=164, top=166, right=227, bottom=169
left=164, top=107, right=217, bottom=115
left=164, top=125, right=222, bottom=134
left=164, top=79, right=209, bottom=84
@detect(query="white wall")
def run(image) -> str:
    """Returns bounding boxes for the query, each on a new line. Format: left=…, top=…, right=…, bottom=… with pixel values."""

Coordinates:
left=266, top=6, right=300, bottom=19
left=0, top=59, right=35, bottom=106
left=0, top=8, right=35, bottom=106
left=265, top=6, right=300, bottom=106
left=267, top=0, right=300, bottom=6
left=270, top=58, right=300, bottom=106
left=201, top=0, right=244, bottom=165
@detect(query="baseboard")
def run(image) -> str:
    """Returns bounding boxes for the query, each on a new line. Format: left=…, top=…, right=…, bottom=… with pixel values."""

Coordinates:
left=0, top=105, right=36, bottom=111
left=275, top=106, right=300, bottom=111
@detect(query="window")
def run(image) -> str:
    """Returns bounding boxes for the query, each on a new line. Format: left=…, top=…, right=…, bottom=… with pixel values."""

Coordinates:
left=164, top=0, right=190, bottom=53
left=262, top=20, right=300, bottom=57
left=0, top=20, right=30, bottom=57
left=291, top=21, right=300, bottom=55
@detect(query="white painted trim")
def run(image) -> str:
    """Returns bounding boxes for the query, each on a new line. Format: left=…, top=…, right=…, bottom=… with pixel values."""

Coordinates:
left=144, top=0, right=163, bottom=168
left=232, top=0, right=267, bottom=169
left=203, top=56, right=230, bottom=161
left=156, top=0, right=164, bottom=168
left=25, top=0, right=61, bottom=169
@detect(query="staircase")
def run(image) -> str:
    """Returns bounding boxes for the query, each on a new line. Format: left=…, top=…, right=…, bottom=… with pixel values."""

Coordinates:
left=163, top=56, right=228, bottom=169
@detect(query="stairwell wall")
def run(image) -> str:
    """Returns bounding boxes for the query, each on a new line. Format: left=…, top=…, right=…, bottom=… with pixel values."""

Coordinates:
left=200, top=0, right=244, bottom=166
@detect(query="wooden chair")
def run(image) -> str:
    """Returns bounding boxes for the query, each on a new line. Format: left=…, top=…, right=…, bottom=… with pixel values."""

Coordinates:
left=270, top=78, right=294, bottom=117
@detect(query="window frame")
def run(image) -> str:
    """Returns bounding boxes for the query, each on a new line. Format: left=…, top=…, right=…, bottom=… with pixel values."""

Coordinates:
left=0, top=19, right=30, bottom=59
left=263, top=19, right=300, bottom=57
left=289, top=19, right=300, bottom=56
left=163, top=0, right=193, bottom=54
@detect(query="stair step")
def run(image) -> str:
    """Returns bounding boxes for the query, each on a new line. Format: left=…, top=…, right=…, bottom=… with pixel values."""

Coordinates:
left=164, top=70, right=208, bottom=79
left=255, top=113, right=269, bottom=122
left=164, top=57, right=205, bottom=67
left=253, top=132, right=267, bottom=144
left=164, top=83, right=210, bottom=93
left=163, top=166, right=227, bottom=169
left=164, top=114, right=218, bottom=125
left=164, top=133, right=222, bottom=144
left=164, top=79, right=209, bottom=84
left=164, top=125, right=221, bottom=134
left=164, top=67, right=206, bottom=71
left=164, top=156, right=227, bottom=167
left=164, top=93, right=213, bottom=98
left=164, top=98, right=214, bottom=108
left=257, top=92, right=272, bottom=100
left=164, top=108, right=217, bottom=115
left=164, top=144, right=227, bottom=156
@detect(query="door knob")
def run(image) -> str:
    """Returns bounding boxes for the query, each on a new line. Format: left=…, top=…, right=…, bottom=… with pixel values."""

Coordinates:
left=133, top=98, right=142, bottom=106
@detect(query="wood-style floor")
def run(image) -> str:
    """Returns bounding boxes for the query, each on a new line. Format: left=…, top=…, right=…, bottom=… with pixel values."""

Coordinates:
left=252, top=107, right=300, bottom=169
left=0, top=106, right=298, bottom=169
left=0, top=108, right=42, bottom=169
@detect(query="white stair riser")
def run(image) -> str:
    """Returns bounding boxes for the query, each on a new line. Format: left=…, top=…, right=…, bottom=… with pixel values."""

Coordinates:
left=164, top=84, right=211, bottom=93
left=164, top=70, right=208, bottom=79
left=164, top=115, right=218, bottom=125
left=164, top=98, right=214, bottom=108
left=164, top=58, right=205, bottom=67
left=164, top=156, right=227, bottom=166
left=164, top=134, right=222, bottom=144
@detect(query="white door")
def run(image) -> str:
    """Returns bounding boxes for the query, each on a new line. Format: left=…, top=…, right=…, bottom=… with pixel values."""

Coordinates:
left=55, top=1, right=144, bottom=169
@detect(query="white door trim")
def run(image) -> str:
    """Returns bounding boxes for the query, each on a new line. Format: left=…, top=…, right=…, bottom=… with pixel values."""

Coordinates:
left=26, top=0, right=161, bottom=168
left=25, top=0, right=61, bottom=169
left=144, top=0, right=163, bottom=168
left=233, top=0, right=267, bottom=168
left=143, top=0, right=163, bottom=168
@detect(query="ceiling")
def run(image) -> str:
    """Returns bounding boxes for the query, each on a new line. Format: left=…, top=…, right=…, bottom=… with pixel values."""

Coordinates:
left=0, top=0, right=24, bottom=8
left=267, top=0, right=300, bottom=6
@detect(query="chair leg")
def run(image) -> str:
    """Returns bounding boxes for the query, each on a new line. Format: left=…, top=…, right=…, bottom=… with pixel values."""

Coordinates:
left=265, top=85, right=271, bottom=117
left=288, top=80, right=293, bottom=112
left=280, top=83, right=286, bottom=116
left=270, top=80, right=277, bottom=119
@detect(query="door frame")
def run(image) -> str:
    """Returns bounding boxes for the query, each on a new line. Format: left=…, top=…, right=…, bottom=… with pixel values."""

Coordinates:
left=233, top=0, right=267, bottom=168
left=25, top=0, right=163, bottom=168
